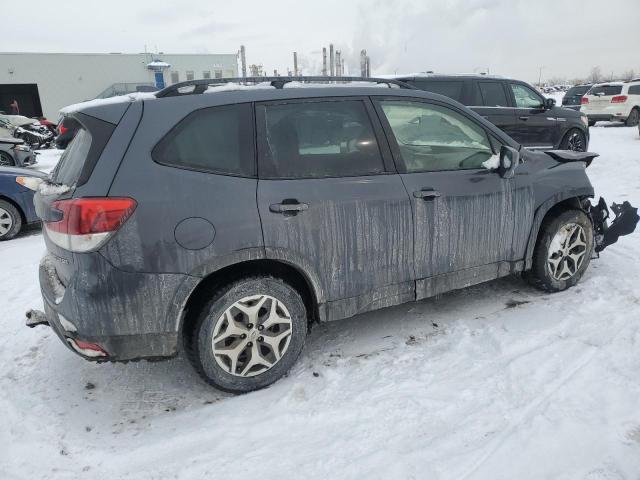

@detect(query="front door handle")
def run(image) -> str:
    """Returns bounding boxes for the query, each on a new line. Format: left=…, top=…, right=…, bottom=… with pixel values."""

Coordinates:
left=518, top=116, right=529, bottom=121
left=269, top=201, right=309, bottom=214
left=413, top=189, right=441, bottom=200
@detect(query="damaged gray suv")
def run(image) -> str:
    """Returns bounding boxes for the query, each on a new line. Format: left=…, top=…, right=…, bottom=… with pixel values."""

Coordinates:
left=28, top=77, right=638, bottom=393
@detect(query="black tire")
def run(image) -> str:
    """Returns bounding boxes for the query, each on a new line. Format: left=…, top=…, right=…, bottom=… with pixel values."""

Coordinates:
left=0, top=151, right=16, bottom=167
left=625, top=108, right=639, bottom=127
left=559, top=128, right=587, bottom=151
left=0, top=199, right=23, bottom=241
left=186, top=276, right=307, bottom=393
left=524, top=209, right=593, bottom=292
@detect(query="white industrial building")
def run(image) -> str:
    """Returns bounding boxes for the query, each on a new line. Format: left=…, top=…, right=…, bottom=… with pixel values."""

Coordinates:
left=0, top=52, right=239, bottom=119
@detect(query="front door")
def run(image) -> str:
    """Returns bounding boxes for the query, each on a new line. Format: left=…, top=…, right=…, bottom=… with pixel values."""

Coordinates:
left=256, top=98, right=414, bottom=312
left=509, top=82, right=558, bottom=149
left=374, top=98, right=523, bottom=298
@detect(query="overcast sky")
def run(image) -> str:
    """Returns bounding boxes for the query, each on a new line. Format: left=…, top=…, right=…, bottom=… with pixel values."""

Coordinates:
left=4, top=0, right=639, bottom=83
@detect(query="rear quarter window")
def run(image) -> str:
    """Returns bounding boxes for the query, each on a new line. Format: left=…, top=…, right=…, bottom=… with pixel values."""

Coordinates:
left=51, top=127, right=92, bottom=186
left=628, top=85, right=640, bottom=95
left=152, top=103, right=255, bottom=177
left=411, top=80, right=465, bottom=102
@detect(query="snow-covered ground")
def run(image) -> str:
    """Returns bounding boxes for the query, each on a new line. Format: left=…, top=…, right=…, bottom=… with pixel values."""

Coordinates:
left=1, top=126, right=639, bottom=480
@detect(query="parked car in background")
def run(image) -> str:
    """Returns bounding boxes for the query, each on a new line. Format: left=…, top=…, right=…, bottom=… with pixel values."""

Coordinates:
left=0, top=137, right=36, bottom=167
left=562, top=84, right=593, bottom=110
left=54, top=116, right=80, bottom=149
left=27, top=77, right=637, bottom=394
left=0, top=166, right=46, bottom=240
left=395, top=74, right=590, bottom=151
left=581, top=80, right=640, bottom=126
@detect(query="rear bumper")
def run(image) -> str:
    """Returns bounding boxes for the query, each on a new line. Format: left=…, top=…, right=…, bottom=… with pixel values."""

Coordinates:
left=36, top=252, right=199, bottom=362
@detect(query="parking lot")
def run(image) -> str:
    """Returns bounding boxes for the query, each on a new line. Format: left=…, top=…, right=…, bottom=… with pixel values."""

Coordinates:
left=1, top=123, right=639, bottom=479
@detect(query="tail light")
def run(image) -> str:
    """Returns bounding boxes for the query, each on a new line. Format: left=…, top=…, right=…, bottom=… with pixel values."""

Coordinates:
left=581, top=97, right=589, bottom=104
left=611, top=95, right=627, bottom=103
left=45, top=197, right=136, bottom=252
left=59, top=124, right=68, bottom=135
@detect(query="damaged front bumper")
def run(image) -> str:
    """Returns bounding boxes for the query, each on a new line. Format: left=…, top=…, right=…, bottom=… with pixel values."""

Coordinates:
left=589, top=197, right=639, bottom=253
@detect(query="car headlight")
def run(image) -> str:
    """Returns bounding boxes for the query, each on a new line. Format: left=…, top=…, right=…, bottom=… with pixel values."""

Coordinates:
left=13, top=144, right=31, bottom=152
left=580, top=115, right=589, bottom=127
left=15, top=176, right=43, bottom=191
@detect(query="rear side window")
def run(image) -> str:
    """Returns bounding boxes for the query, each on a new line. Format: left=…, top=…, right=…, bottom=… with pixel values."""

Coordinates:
left=258, top=100, right=385, bottom=179
left=628, top=85, right=640, bottom=95
left=588, top=85, right=622, bottom=96
left=153, top=103, right=255, bottom=177
left=411, top=80, right=465, bottom=102
left=52, top=127, right=92, bottom=186
left=477, top=81, right=509, bottom=107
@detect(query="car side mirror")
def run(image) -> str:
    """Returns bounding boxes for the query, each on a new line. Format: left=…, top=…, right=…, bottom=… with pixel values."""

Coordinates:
left=544, top=98, right=556, bottom=110
left=499, top=145, right=519, bottom=179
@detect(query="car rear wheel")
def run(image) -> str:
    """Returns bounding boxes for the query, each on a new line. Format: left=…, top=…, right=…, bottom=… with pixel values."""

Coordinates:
left=525, top=209, right=593, bottom=292
left=560, top=129, right=587, bottom=152
left=0, top=200, right=22, bottom=241
left=187, top=276, right=307, bottom=393
left=625, top=108, right=639, bottom=127
left=0, top=151, right=16, bottom=167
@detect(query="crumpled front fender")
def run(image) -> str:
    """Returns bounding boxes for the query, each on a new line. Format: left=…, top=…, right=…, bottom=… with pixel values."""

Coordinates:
left=589, top=197, right=639, bottom=252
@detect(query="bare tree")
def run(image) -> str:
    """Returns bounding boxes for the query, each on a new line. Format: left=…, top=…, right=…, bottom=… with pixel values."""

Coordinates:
left=621, top=69, right=636, bottom=81
left=588, top=66, right=603, bottom=83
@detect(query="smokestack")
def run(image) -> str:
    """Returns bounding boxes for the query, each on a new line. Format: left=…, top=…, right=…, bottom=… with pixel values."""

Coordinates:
left=329, top=44, right=335, bottom=76
left=293, top=51, right=298, bottom=76
left=322, top=47, right=327, bottom=76
left=274, top=69, right=278, bottom=77
left=365, top=56, right=371, bottom=77
left=240, top=45, right=247, bottom=78
left=335, top=50, right=341, bottom=76
left=341, top=58, right=345, bottom=76
left=360, top=49, right=367, bottom=77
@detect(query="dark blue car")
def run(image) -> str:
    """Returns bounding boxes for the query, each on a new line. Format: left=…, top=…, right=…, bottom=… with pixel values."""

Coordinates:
left=0, top=166, right=46, bottom=240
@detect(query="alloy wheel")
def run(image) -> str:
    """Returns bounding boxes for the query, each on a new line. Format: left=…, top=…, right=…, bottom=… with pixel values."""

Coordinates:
left=212, top=294, right=293, bottom=377
left=0, top=152, right=15, bottom=167
left=567, top=132, right=585, bottom=152
left=547, top=223, right=588, bottom=281
left=0, top=207, right=14, bottom=237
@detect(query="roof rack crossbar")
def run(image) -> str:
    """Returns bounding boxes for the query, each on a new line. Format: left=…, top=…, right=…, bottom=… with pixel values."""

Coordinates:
left=156, top=76, right=416, bottom=97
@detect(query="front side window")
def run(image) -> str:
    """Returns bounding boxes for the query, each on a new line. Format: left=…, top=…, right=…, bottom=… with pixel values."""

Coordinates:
left=477, top=81, right=509, bottom=107
left=153, top=103, right=254, bottom=176
left=259, top=100, right=385, bottom=179
left=511, top=83, right=544, bottom=108
left=379, top=100, right=494, bottom=172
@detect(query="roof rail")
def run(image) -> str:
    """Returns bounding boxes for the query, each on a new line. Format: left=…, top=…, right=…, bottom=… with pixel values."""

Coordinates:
left=155, top=76, right=416, bottom=98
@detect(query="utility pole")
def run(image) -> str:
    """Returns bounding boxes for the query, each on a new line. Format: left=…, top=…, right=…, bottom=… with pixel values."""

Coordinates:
left=329, top=44, right=335, bottom=76
left=322, top=47, right=328, bottom=76
left=538, top=65, right=543, bottom=86
left=240, top=45, right=247, bottom=78
left=293, top=52, right=298, bottom=76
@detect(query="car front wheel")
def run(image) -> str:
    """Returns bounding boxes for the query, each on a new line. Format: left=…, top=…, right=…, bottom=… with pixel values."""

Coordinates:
left=0, top=200, right=22, bottom=241
left=187, top=276, right=307, bottom=393
left=560, top=129, right=587, bottom=152
left=0, top=151, right=16, bottom=167
left=525, top=209, right=593, bottom=292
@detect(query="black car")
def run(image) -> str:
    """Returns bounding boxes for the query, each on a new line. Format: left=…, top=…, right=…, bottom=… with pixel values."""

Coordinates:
left=54, top=116, right=80, bottom=149
left=562, top=84, right=593, bottom=111
left=396, top=74, right=590, bottom=152
left=27, top=76, right=636, bottom=394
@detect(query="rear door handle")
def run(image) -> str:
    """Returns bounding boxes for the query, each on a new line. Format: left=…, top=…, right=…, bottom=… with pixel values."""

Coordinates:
left=518, top=116, right=529, bottom=121
left=269, top=201, right=309, bottom=214
left=413, top=189, right=441, bottom=200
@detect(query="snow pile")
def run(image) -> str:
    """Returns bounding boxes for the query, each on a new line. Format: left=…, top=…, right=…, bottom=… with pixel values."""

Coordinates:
left=1, top=125, right=639, bottom=479
left=37, top=181, right=70, bottom=196
left=60, top=92, right=157, bottom=115
left=205, top=82, right=275, bottom=93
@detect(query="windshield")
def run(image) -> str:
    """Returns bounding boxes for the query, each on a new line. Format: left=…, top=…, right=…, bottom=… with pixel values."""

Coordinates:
left=566, top=86, right=590, bottom=96
left=588, top=85, right=622, bottom=96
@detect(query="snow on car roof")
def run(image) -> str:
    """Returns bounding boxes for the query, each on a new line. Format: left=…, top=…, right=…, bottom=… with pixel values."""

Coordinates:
left=59, top=92, right=157, bottom=115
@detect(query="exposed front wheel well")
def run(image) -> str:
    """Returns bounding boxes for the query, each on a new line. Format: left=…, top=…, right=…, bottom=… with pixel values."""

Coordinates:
left=180, top=259, right=319, bottom=348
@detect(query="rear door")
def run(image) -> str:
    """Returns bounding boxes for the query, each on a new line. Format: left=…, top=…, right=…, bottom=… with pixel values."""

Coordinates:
left=256, top=97, right=414, bottom=306
left=469, top=80, right=518, bottom=141
left=373, top=98, right=528, bottom=298
left=508, top=82, right=558, bottom=149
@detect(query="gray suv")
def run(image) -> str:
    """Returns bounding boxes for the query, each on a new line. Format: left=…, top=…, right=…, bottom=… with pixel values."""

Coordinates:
left=28, top=77, right=637, bottom=393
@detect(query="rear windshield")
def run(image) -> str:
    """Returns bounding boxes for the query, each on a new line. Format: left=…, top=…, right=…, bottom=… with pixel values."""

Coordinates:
left=410, top=80, right=465, bottom=102
left=566, top=86, right=590, bottom=96
left=588, top=85, right=622, bottom=96
left=51, top=127, right=92, bottom=186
